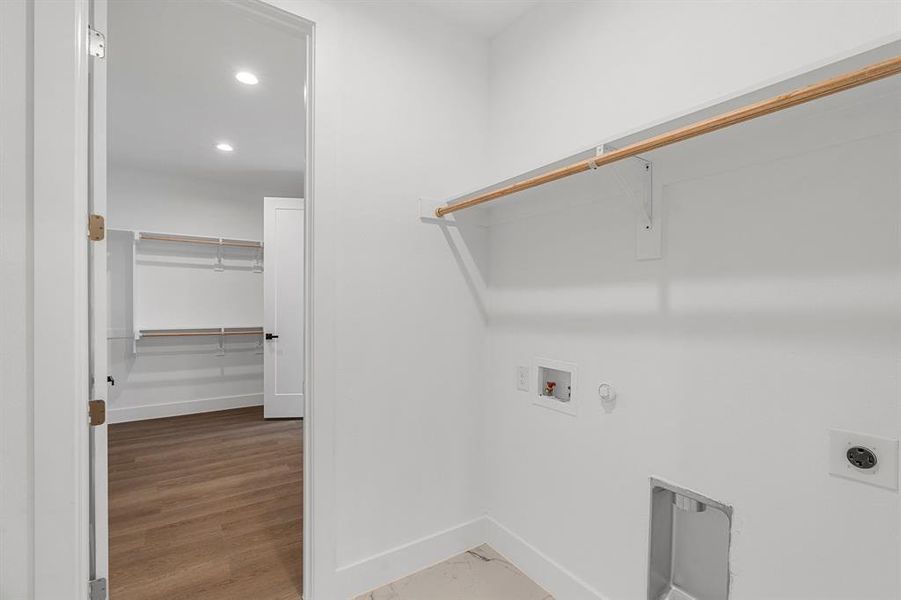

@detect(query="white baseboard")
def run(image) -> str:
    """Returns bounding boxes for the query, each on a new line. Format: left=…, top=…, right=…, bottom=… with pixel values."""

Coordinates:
left=336, top=517, right=487, bottom=599
left=333, top=516, right=608, bottom=600
left=108, top=393, right=263, bottom=423
left=485, top=517, right=608, bottom=600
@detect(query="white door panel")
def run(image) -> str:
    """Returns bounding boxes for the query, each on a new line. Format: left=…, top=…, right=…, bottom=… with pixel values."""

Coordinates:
left=264, top=197, right=304, bottom=418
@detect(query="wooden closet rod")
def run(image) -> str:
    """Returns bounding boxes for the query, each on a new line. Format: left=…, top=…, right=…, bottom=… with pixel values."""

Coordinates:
left=139, top=328, right=263, bottom=338
left=140, top=232, right=262, bottom=249
left=435, top=55, right=901, bottom=218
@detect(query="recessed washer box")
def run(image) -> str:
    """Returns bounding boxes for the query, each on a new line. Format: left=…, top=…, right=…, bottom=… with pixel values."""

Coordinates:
left=533, top=357, right=578, bottom=416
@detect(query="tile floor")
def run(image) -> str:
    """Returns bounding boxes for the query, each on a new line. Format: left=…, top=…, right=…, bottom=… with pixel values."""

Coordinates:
left=353, top=544, right=553, bottom=600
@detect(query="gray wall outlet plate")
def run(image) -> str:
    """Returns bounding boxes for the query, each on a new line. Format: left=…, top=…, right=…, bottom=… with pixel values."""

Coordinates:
left=829, top=430, right=899, bottom=491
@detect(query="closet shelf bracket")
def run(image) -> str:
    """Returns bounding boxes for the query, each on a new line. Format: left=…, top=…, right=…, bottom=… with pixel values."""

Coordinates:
left=216, top=330, right=226, bottom=356
left=419, top=197, right=459, bottom=225
left=600, top=145, right=652, bottom=228
left=600, top=145, right=661, bottom=261
left=215, top=239, right=225, bottom=272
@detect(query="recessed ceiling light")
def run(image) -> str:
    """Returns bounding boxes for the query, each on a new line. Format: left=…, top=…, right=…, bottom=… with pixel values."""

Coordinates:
left=235, top=71, right=259, bottom=85
left=216, top=142, right=234, bottom=152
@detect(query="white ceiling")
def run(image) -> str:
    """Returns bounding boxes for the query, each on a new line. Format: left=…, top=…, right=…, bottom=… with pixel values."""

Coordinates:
left=413, top=0, right=539, bottom=38
left=108, top=0, right=307, bottom=194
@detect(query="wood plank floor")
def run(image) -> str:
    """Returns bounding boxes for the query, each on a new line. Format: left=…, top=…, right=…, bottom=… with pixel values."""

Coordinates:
left=109, top=407, right=302, bottom=600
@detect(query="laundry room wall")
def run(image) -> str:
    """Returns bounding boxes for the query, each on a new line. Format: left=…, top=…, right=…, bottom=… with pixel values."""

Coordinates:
left=487, top=0, right=901, bottom=179
left=479, top=3, right=901, bottom=599
left=260, top=1, right=493, bottom=597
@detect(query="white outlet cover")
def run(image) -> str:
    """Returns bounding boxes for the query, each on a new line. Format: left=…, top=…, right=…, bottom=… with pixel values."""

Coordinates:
left=516, top=366, right=530, bottom=392
left=828, top=429, right=899, bottom=491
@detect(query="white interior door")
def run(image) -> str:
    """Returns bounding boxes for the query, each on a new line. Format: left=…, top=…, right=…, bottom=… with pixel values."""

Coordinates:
left=264, top=197, right=305, bottom=418
left=89, top=0, right=109, bottom=591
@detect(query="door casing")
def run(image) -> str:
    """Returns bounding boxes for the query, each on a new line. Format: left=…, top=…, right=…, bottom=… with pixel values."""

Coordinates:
left=33, top=1, right=91, bottom=598
left=32, top=1, right=317, bottom=598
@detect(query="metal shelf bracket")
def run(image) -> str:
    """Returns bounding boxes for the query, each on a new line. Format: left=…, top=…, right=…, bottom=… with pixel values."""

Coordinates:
left=252, top=246, right=263, bottom=273
left=601, top=145, right=662, bottom=261
left=419, top=197, right=458, bottom=225
left=215, top=239, right=225, bottom=272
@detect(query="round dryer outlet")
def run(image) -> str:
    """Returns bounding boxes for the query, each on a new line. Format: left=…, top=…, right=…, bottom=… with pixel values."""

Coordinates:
left=829, top=430, right=898, bottom=490
left=846, top=446, right=877, bottom=470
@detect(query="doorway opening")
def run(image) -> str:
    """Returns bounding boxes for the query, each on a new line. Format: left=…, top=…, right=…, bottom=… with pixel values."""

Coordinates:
left=100, top=1, right=310, bottom=598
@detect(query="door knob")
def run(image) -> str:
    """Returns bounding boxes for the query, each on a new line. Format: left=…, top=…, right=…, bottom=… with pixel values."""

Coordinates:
left=265, top=333, right=279, bottom=340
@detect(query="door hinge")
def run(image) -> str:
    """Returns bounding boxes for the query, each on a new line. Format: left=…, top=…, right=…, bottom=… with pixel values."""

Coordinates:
left=89, top=399, right=106, bottom=426
left=88, top=27, right=106, bottom=58
left=88, top=214, right=105, bottom=241
left=88, top=578, right=107, bottom=600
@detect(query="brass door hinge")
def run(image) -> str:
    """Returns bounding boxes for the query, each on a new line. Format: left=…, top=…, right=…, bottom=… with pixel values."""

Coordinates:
left=89, top=399, right=106, bottom=426
left=88, top=214, right=105, bottom=241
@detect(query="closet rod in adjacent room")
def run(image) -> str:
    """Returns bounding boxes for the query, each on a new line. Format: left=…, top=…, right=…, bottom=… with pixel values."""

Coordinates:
left=139, top=232, right=263, bottom=249
left=138, top=327, right=264, bottom=338
left=435, top=55, right=901, bottom=218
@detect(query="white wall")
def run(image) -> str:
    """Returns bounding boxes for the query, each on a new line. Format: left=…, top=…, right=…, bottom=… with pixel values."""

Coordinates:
left=482, top=129, right=900, bottom=600
left=106, top=164, right=274, bottom=422
left=0, top=1, right=33, bottom=598
left=480, top=2, right=901, bottom=599
left=109, top=163, right=268, bottom=240
left=315, top=1, right=491, bottom=591
left=487, top=0, right=901, bottom=181
left=262, top=1, right=493, bottom=597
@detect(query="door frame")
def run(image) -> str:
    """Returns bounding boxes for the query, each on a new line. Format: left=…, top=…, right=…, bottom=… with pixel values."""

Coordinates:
left=32, top=1, right=319, bottom=598
left=33, top=1, right=91, bottom=598
left=87, top=0, right=109, bottom=590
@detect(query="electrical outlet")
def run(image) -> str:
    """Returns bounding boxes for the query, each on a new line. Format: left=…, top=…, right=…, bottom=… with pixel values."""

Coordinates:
left=828, top=429, right=899, bottom=490
left=516, top=366, right=530, bottom=392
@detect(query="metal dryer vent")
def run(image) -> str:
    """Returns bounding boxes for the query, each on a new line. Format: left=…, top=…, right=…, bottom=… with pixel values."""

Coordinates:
left=647, top=478, right=732, bottom=600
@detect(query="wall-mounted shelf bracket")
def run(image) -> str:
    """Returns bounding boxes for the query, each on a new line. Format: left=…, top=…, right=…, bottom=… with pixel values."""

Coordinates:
left=214, top=240, right=225, bottom=271
left=252, top=246, right=263, bottom=273
left=419, top=197, right=458, bottom=225
left=216, top=330, right=226, bottom=356
left=600, top=145, right=662, bottom=261
left=600, top=144, right=653, bottom=227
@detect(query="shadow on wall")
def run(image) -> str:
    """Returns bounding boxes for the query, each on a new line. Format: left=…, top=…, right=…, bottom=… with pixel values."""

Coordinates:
left=432, top=118, right=900, bottom=349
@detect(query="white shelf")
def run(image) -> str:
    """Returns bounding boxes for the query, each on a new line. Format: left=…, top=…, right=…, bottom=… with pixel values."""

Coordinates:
left=422, top=41, right=901, bottom=229
left=108, top=228, right=262, bottom=249
left=106, top=228, right=264, bottom=354
left=137, top=327, right=264, bottom=339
